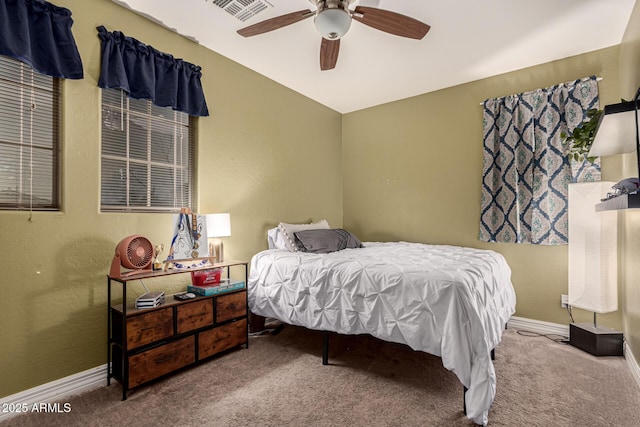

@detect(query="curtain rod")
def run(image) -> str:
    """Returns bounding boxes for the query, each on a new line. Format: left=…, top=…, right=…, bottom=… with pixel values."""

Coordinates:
left=479, top=76, right=603, bottom=105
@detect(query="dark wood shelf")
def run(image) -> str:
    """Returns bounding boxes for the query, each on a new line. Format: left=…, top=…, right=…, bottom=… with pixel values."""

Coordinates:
left=111, top=287, right=246, bottom=315
left=108, top=259, right=247, bottom=284
left=595, top=193, right=640, bottom=211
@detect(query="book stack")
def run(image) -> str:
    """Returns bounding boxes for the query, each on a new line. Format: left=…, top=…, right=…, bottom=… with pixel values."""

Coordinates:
left=135, top=291, right=165, bottom=309
left=187, top=279, right=245, bottom=297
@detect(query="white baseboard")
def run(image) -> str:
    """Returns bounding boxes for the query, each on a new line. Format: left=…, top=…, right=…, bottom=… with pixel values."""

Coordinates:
left=625, top=342, right=640, bottom=389
left=507, top=315, right=570, bottom=337
left=1, top=316, right=638, bottom=421
left=0, top=365, right=107, bottom=422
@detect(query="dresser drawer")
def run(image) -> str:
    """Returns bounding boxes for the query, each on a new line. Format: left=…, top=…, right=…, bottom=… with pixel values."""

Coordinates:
left=128, top=336, right=195, bottom=387
left=198, top=319, right=247, bottom=359
left=216, top=291, right=246, bottom=323
left=177, top=299, right=213, bottom=334
left=125, top=308, right=173, bottom=350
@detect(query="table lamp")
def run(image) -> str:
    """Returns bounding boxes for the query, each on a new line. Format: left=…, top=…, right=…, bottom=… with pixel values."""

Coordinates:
left=207, top=213, right=231, bottom=264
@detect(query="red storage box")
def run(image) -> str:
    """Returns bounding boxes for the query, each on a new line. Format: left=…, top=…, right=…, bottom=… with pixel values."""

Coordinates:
left=191, top=268, right=222, bottom=286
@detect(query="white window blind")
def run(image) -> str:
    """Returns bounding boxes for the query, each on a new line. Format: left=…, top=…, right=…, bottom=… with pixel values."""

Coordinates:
left=0, top=56, right=60, bottom=210
left=100, top=89, right=196, bottom=212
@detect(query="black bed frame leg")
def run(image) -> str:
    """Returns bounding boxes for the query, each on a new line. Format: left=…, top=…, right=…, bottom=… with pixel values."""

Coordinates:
left=491, top=349, right=495, bottom=361
left=463, top=386, right=467, bottom=415
left=322, top=332, right=329, bottom=365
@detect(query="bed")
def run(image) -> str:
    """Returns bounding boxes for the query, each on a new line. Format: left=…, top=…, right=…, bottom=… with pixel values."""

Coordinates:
left=247, top=226, right=516, bottom=426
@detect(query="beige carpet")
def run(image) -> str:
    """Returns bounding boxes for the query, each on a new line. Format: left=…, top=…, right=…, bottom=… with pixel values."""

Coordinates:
left=4, top=324, right=640, bottom=427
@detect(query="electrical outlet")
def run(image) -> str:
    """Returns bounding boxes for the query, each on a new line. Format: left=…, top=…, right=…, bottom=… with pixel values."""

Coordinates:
left=561, top=294, right=569, bottom=308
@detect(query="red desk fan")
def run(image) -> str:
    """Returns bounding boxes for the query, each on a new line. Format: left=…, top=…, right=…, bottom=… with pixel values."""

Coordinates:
left=110, top=235, right=155, bottom=279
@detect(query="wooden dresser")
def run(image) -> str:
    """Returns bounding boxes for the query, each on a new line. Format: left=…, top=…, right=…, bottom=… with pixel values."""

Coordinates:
left=107, top=260, right=248, bottom=399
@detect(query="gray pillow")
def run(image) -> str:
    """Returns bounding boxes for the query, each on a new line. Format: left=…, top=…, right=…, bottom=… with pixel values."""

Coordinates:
left=294, top=229, right=364, bottom=254
left=277, top=220, right=330, bottom=252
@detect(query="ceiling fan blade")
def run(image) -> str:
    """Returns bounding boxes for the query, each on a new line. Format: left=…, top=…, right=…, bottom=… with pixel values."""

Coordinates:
left=353, top=6, right=430, bottom=39
left=320, top=38, right=340, bottom=71
left=237, top=9, right=314, bottom=37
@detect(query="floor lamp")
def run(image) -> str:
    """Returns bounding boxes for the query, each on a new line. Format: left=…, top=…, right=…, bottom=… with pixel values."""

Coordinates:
left=568, top=182, right=623, bottom=356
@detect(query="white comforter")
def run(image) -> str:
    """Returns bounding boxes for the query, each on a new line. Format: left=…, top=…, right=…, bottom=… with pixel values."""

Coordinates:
left=248, top=241, right=516, bottom=426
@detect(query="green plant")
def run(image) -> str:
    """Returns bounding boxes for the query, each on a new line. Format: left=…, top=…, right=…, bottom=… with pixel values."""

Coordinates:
left=560, top=108, right=602, bottom=163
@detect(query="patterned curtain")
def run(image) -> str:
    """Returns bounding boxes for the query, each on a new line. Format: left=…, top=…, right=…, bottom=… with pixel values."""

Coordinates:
left=479, top=76, right=600, bottom=245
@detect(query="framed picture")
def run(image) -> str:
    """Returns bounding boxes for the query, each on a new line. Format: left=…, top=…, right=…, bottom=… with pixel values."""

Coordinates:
left=166, top=210, right=210, bottom=269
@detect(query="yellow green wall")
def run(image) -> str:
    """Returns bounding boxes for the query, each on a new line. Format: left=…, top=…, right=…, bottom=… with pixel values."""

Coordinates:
left=342, top=46, right=623, bottom=329
left=619, top=0, right=640, bottom=363
left=0, top=0, right=342, bottom=397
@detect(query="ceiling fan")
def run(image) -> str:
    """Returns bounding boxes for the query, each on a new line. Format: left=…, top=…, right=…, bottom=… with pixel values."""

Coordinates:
left=236, top=0, right=430, bottom=71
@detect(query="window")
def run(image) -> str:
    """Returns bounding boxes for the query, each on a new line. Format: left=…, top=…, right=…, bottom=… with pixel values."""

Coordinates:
left=100, top=89, right=196, bottom=212
left=0, top=56, right=60, bottom=210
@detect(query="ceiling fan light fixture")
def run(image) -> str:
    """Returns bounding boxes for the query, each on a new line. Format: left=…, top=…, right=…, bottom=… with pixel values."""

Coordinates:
left=315, top=7, right=351, bottom=40
left=238, top=0, right=430, bottom=71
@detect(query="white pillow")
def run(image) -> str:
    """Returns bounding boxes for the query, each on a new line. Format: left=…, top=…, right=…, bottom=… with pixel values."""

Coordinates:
left=278, top=220, right=330, bottom=252
left=267, top=227, right=289, bottom=250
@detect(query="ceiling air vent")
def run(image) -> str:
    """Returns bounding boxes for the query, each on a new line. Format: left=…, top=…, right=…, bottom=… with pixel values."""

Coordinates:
left=210, top=0, right=273, bottom=22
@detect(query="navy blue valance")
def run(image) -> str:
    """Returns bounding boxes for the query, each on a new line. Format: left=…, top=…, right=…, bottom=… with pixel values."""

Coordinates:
left=96, top=26, right=209, bottom=117
left=0, top=0, right=83, bottom=79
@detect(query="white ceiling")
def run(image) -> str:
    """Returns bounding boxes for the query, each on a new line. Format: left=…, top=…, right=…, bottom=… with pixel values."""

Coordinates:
left=112, top=0, right=636, bottom=113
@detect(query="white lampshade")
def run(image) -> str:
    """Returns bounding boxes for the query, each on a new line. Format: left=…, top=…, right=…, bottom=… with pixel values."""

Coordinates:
left=588, top=101, right=639, bottom=157
left=315, top=8, right=351, bottom=40
left=206, top=213, right=231, bottom=238
left=568, top=182, right=618, bottom=313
